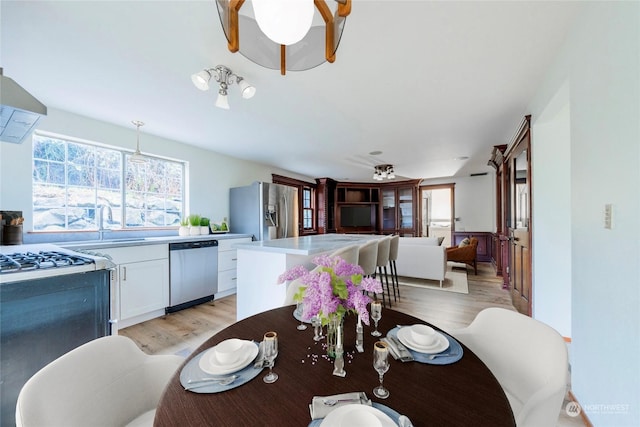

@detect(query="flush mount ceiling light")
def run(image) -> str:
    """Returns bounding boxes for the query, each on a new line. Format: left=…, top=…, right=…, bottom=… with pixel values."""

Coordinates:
left=191, top=65, right=256, bottom=110
left=373, top=164, right=395, bottom=181
left=129, top=120, right=147, bottom=164
left=216, top=0, right=351, bottom=75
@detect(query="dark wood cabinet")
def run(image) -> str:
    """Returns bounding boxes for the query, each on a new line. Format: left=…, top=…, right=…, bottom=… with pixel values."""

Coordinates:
left=336, top=186, right=380, bottom=204
left=486, top=116, right=533, bottom=316
left=315, top=178, right=337, bottom=234
left=335, top=184, right=379, bottom=234
left=332, top=180, right=420, bottom=235
left=380, top=181, right=420, bottom=236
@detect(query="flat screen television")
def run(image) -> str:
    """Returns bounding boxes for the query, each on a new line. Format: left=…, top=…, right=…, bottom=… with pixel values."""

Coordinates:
left=340, top=206, right=372, bottom=227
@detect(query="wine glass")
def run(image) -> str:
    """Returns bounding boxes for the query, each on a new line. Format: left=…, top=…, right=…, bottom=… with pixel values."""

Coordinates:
left=370, top=301, right=382, bottom=337
left=262, top=331, right=279, bottom=383
left=372, top=341, right=390, bottom=399
left=296, top=302, right=307, bottom=330
left=312, top=315, right=324, bottom=341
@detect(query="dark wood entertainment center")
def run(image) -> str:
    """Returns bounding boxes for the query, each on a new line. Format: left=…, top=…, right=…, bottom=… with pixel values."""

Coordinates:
left=330, top=180, right=421, bottom=236
left=291, top=175, right=490, bottom=247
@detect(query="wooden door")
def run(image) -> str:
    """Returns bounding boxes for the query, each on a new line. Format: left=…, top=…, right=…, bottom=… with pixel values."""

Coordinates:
left=506, top=118, right=532, bottom=315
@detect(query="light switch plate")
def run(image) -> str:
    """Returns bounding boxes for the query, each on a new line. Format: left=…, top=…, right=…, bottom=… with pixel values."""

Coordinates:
left=604, top=204, right=612, bottom=229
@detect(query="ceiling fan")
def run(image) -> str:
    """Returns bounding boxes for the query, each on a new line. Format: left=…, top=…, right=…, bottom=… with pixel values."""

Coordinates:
left=343, top=154, right=406, bottom=182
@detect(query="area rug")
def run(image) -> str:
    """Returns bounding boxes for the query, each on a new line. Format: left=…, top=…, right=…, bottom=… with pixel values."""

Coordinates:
left=397, top=263, right=469, bottom=294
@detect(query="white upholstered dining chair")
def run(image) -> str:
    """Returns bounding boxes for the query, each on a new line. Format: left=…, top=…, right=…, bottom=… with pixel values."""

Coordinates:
left=283, top=266, right=319, bottom=306
left=387, top=235, right=400, bottom=300
left=451, top=308, right=569, bottom=427
left=375, top=236, right=393, bottom=307
left=329, top=244, right=360, bottom=266
left=357, top=239, right=379, bottom=278
left=15, top=335, right=183, bottom=427
left=283, top=245, right=361, bottom=306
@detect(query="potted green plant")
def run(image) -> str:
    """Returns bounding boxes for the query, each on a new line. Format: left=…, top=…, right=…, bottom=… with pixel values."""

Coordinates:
left=200, top=217, right=210, bottom=235
left=188, top=214, right=201, bottom=236
left=179, top=217, right=190, bottom=236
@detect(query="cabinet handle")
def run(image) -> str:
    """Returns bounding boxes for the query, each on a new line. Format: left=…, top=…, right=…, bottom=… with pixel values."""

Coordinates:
left=232, top=258, right=237, bottom=261
left=122, top=266, right=127, bottom=281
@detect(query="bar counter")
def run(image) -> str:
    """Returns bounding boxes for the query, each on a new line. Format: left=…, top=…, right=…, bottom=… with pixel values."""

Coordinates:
left=235, top=234, right=379, bottom=320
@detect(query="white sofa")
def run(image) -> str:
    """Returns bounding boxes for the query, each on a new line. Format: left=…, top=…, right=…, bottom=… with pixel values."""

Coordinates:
left=395, top=237, right=447, bottom=286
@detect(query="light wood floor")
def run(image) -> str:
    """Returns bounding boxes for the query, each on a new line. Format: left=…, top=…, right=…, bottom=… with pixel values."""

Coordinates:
left=120, top=262, right=585, bottom=427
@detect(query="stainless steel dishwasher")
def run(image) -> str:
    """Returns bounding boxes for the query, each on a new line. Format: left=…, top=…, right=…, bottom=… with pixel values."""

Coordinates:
left=167, top=240, right=218, bottom=313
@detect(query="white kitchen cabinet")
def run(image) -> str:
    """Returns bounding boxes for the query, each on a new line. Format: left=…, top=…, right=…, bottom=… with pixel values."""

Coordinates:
left=217, top=237, right=251, bottom=297
left=99, top=244, right=169, bottom=329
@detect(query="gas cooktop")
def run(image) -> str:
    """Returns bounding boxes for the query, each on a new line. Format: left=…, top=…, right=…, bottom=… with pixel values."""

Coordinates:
left=0, top=244, right=112, bottom=284
left=0, top=250, right=95, bottom=273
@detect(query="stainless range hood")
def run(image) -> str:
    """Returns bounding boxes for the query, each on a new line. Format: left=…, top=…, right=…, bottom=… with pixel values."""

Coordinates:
left=0, top=68, right=47, bottom=144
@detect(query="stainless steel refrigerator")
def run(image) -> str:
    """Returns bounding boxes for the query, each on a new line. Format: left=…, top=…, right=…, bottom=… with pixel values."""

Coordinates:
left=229, top=182, right=299, bottom=241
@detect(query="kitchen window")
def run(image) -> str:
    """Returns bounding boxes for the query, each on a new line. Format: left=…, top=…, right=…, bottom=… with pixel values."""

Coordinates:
left=302, top=187, right=314, bottom=230
left=32, top=133, right=185, bottom=231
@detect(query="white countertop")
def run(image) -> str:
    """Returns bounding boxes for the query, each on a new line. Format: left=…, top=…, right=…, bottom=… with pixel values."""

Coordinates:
left=1, top=234, right=253, bottom=283
left=234, top=234, right=381, bottom=255
left=55, top=233, right=252, bottom=250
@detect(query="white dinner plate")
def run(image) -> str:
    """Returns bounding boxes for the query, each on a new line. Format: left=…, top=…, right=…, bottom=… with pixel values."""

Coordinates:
left=397, top=327, right=449, bottom=354
left=199, top=340, right=259, bottom=375
left=319, top=404, right=396, bottom=427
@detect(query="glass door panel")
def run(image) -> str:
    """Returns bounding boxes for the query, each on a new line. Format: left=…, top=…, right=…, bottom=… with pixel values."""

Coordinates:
left=382, top=188, right=396, bottom=231
left=398, top=187, right=413, bottom=231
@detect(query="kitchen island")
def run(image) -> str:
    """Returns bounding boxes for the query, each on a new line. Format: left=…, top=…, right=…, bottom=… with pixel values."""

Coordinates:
left=234, top=234, right=380, bottom=319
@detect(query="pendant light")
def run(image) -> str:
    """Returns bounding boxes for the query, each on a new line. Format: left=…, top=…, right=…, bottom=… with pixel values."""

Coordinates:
left=251, top=0, right=315, bottom=46
left=130, top=120, right=147, bottom=164
left=215, top=0, right=352, bottom=75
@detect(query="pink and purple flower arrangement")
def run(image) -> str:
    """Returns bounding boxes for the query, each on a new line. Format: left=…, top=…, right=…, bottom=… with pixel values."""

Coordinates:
left=278, top=254, right=382, bottom=326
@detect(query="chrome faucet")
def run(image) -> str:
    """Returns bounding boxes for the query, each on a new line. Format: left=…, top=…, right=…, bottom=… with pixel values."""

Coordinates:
left=97, top=205, right=113, bottom=240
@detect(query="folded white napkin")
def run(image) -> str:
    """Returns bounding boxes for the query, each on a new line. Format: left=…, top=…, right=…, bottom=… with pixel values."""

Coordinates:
left=309, top=392, right=372, bottom=420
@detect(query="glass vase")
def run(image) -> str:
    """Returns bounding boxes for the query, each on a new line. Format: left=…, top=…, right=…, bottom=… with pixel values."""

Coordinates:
left=326, top=315, right=344, bottom=359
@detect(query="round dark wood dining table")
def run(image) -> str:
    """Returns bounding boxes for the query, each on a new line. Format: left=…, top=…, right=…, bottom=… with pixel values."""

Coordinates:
left=154, top=306, right=515, bottom=427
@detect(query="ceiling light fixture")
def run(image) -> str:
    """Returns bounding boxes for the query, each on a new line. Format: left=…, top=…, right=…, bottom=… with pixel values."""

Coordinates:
left=373, top=164, right=395, bottom=181
left=129, top=120, right=147, bottom=164
left=216, top=0, right=351, bottom=75
left=191, top=65, right=256, bottom=110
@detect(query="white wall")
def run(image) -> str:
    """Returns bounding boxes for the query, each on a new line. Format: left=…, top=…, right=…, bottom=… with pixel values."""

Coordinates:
left=0, top=108, right=313, bottom=236
left=531, top=82, right=572, bottom=338
left=421, top=174, right=495, bottom=233
left=527, top=2, right=639, bottom=425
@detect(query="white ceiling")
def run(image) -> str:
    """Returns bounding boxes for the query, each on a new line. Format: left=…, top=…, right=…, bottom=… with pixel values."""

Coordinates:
left=1, top=1, right=582, bottom=182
